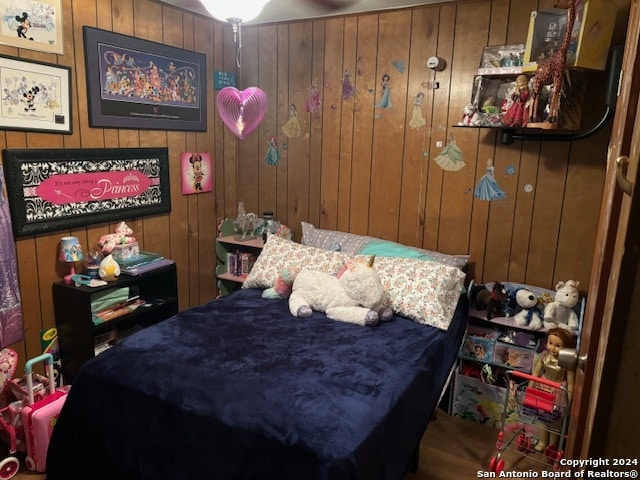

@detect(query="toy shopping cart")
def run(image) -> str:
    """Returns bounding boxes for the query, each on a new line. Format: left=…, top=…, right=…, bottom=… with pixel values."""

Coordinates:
left=488, top=370, right=570, bottom=474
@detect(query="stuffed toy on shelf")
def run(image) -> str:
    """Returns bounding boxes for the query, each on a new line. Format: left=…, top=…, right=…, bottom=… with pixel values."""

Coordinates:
left=543, top=280, right=580, bottom=331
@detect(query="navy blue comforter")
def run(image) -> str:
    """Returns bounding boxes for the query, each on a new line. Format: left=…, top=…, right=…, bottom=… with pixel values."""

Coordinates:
left=46, top=288, right=468, bottom=480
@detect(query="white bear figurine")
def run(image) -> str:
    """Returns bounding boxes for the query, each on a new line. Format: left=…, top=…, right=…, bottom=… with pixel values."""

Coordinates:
left=288, top=257, right=392, bottom=327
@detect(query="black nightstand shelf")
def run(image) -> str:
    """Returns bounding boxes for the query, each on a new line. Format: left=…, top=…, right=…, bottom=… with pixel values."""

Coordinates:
left=52, top=263, right=178, bottom=383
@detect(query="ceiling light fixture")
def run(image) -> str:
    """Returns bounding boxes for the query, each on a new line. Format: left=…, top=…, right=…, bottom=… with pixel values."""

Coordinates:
left=198, top=1, right=271, bottom=24
left=199, top=0, right=272, bottom=67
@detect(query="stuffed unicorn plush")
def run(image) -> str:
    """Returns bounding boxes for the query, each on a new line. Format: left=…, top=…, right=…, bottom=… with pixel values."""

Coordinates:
left=288, top=256, right=393, bottom=327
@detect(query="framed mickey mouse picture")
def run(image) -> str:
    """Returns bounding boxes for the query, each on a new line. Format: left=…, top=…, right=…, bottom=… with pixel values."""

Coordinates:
left=0, top=54, right=72, bottom=134
left=0, top=0, right=64, bottom=54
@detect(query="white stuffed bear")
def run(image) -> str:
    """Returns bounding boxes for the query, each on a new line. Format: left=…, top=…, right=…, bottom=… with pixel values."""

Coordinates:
left=513, top=288, right=543, bottom=330
left=543, top=280, right=580, bottom=331
left=458, top=103, right=482, bottom=126
left=288, top=257, right=393, bottom=327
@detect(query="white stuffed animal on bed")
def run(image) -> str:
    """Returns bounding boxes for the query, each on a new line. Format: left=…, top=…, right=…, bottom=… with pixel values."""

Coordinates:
left=543, top=280, right=580, bottom=331
left=288, top=256, right=393, bottom=327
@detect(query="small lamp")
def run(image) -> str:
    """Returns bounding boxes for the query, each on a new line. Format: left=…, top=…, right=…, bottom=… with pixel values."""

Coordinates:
left=59, top=236, right=84, bottom=284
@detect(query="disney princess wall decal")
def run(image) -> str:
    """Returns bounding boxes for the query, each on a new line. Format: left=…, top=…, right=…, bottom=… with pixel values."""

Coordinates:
left=374, top=73, right=392, bottom=109
left=305, top=84, right=322, bottom=113
left=264, top=136, right=281, bottom=166
left=342, top=68, right=356, bottom=99
left=434, top=133, right=465, bottom=171
left=409, top=92, right=426, bottom=130
left=474, top=158, right=506, bottom=201
left=281, top=103, right=301, bottom=138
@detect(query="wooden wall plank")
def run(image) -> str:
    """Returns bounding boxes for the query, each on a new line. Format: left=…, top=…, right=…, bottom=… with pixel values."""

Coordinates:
left=398, top=7, right=438, bottom=248
left=306, top=21, right=325, bottom=229
left=286, top=21, right=313, bottom=237
left=368, top=10, right=412, bottom=240
left=335, top=17, right=357, bottom=233
left=526, top=142, right=571, bottom=287
left=256, top=25, right=279, bottom=220
left=237, top=24, right=261, bottom=216
left=319, top=18, right=344, bottom=230
left=193, top=15, right=216, bottom=305
left=423, top=4, right=455, bottom=252
left=275, top=24, right=290, bottom=225
left=348, top=13, right=378, bottom=236
left=220, top=23, right=239, bottom=220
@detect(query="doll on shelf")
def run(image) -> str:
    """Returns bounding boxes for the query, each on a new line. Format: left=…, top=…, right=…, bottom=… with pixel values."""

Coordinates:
left=501, top=74, right=531, bottom=128
left=531, top=327, right=576, bottom=453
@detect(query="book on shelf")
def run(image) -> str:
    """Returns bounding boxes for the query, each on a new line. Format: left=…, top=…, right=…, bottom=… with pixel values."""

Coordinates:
left=116, top=251, right=164, bottom=270
left=120, top=258, right=175, bottom=276
left=92, top=296, right=146, bottom=325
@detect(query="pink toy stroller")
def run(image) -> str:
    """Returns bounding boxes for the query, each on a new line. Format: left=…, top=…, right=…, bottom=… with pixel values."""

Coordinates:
left=0, top=348, right=20, bottom=479
left=0, top=349, right=61, bottom=479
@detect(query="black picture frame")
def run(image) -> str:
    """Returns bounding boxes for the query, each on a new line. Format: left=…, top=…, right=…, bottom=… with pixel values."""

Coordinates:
left=2, top=148, right=171, bottom=238
left=83, top=26, right=207, bottom=131
left=0, top=54, right=72, bottom=134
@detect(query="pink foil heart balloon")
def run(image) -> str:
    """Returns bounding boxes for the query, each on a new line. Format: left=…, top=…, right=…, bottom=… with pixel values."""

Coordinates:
left=216, top=86, right=267, bottom=139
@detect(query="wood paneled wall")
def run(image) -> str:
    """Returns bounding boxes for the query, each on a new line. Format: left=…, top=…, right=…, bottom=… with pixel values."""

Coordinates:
left=0, top=0, right=620, bottom=367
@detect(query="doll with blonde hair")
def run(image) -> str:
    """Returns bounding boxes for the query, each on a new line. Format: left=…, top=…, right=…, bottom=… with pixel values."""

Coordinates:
left=532, top=327, right=575, bottom=452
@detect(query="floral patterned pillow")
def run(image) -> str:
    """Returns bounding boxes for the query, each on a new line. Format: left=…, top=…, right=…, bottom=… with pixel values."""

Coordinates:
left=243, top=235, right=350, bottom=289
left=357, top=255, right=467, bottom=330
left=244, top=235, right=466, bottom=331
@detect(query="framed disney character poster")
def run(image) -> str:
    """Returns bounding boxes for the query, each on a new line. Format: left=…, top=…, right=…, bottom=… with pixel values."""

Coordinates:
left=180, top=152, right=212, bottom=195
left=0, top=0, right=64, bottom=54
left=0, top=54, right=72, bottom=134
left=83, top=26, right=207, bottom=131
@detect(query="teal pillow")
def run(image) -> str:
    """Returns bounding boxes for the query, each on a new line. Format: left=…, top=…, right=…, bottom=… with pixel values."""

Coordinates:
left=359, top=239, right=433, bottom=261
left=358, top=239, right=469, bottom=269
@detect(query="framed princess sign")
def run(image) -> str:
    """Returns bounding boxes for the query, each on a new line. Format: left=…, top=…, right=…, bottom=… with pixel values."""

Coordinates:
left=2, top=148, right=171, bottom=238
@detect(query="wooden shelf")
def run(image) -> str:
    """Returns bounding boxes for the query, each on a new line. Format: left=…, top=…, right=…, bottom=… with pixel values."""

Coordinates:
left=52, top=263, right=178, bottom=383
left=216, top=220, right=264, bottom=296
left=217, top=235, right=264, bottom=249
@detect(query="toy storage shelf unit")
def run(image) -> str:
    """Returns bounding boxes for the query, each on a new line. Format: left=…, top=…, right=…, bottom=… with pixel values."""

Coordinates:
left=52, top=263, right=178, bottom=383
left=215, top=218, right=264, bottom=296
left=449, top=281, right=584, bottom=429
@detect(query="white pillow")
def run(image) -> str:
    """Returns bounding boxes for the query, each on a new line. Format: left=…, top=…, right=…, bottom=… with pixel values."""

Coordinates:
left=301, top=221, right=371, bottom=254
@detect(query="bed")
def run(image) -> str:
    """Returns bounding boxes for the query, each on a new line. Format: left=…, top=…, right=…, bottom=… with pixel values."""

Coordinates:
left=46, top=232, right=469, bottom=480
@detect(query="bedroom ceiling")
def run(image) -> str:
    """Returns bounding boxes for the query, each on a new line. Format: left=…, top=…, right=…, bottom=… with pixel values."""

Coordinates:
left=157, top=0, right=458, bottom=25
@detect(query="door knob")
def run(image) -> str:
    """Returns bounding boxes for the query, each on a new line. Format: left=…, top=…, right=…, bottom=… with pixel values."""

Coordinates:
left=558, top=347, right=587, bottom=372
left=615, top=156, right=634, bottom=196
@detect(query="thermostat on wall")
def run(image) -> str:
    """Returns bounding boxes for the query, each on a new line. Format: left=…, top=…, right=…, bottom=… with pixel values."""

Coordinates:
left=427, top=56, right=446, bottom=71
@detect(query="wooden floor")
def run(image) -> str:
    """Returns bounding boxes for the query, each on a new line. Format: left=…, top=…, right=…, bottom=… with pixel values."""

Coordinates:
left=10, top=410, right=556, bottom=480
